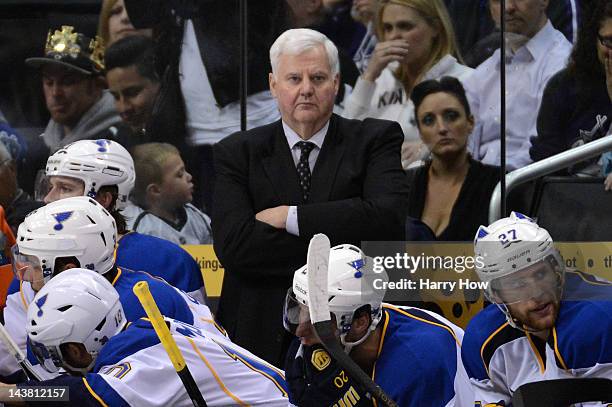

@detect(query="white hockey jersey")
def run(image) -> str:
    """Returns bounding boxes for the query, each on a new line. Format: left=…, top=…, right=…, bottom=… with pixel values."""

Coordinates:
left=0, top=268, right=225, bottom=380
left=123, top=203, right=213, bottom=245
left=84, top=318, right=288, bottom=406
left=462, top=271, right=612, bottom=406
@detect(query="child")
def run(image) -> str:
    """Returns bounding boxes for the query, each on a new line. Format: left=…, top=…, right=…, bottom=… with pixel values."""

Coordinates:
left=125, top=142, right=213, bottom=245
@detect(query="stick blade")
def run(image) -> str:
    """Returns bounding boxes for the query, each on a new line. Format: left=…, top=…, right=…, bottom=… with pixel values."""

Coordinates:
left=307, top=233, right=331, bottom=324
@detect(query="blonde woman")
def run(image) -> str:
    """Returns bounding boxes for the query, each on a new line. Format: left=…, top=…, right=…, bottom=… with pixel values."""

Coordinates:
left=343, top=0, right=473, bottom=167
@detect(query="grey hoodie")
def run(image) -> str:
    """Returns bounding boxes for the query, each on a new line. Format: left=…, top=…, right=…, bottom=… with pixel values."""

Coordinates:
left=41, top=91, right=121, bottom=152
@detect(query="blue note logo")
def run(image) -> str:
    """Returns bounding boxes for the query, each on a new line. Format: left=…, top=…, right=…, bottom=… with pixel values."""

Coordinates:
left=35, top=293, right=48, bottom=317
left=348, top=259, right=365, bottom=278
left=52, top=211, right=73, bottom=231
left=95, top=139, right=110, bottom=153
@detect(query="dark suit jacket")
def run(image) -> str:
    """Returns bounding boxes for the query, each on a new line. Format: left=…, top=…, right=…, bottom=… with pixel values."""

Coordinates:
left=211, top=114, right=409, bottom=364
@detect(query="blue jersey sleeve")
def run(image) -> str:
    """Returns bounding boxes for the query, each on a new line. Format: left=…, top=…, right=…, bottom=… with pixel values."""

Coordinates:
left=115, top=232, right=204, bottom=295
left=114, top=270, right=194, bottom=325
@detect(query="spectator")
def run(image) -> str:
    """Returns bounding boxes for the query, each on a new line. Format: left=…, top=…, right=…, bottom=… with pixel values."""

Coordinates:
left=530, top=1, right=612, bottom=170
left=406, top=77, right=499, bottom=241
left=285, top=0, right=360, bottom=111
left=105, top=35, right=160, bottom=146
left=97, top=0, right=152, bottom=46
left=342, top=0, right=473, bottom=168
left=125, top=142, right=212, bottom=245
left=464, top=0, right=572, bottom=171
left=123, top=0, right=289, bottom=212
left=0, top=136, right=43, bottom=235
left=211, top=28, right=408, bottom=364
left=25, top=26, right=129, bottom=153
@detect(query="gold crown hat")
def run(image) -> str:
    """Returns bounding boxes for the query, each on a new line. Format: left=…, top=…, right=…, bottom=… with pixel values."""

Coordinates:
left=25, top=26, right=105, bottom=75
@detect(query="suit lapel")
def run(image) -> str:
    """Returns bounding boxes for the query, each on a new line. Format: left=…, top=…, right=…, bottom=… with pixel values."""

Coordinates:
left=261, top=121, right=303, bottom=204
left=309, top=115, right=346, bottom=202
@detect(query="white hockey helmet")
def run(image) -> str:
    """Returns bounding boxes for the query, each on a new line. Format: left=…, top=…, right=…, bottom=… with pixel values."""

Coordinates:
left=12, top=196, right=117, bottom=285
left=474, top=212, right=564, bottom=324
left=26, top=268, right=126, bottom=375
left=45, top=139, right=135, bottom=210
left=284, top=244, right=387, bottom=350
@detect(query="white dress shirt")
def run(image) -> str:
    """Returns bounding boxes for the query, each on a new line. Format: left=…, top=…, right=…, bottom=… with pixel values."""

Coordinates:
left=282, top=120, right=329, bottom=236
left=464, top=20, right=572, bottom=171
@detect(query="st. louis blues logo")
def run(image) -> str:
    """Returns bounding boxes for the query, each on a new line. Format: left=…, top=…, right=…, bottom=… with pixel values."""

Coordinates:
left=52, top=211, right=73, bottom=231
left=35, top=293, right=48, bottom=317
left=349, top=259, right=365, bottom=278
left=95, top=139, right=111, bottom=153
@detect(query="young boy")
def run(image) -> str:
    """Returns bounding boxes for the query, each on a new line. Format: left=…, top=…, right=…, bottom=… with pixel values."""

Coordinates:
left=125, top=142, right=213, bottom=245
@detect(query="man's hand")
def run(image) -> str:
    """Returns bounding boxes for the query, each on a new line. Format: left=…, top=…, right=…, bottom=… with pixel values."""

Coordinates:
left=401, top=140, right=426, bottom=168
left=605, top=173, right=612, bottom=191
left=256, top=206, right=289, bottom=229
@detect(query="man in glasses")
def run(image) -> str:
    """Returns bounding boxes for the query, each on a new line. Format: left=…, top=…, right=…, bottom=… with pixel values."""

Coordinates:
left=283, top=243, right=471, bottom=406
left=462, top=212, right=612, bottom=405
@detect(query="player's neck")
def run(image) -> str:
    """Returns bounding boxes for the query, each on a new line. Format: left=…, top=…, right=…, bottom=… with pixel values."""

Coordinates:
left=349, top=325, right=383, bottom=374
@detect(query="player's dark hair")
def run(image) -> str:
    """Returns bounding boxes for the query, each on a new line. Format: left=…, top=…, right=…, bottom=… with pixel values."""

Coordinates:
left=97, top=185, right=127, bottom=234
left=105, top=35, right=159, bottom=83
left=411, top=76, right=471, bottom=129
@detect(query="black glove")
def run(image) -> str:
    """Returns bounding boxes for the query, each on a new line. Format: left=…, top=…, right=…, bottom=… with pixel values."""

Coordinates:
left=284, top=339, right=372, bottom=407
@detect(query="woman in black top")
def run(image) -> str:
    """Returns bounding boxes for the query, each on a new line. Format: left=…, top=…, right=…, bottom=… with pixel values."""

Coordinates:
left=406, top=76, right=499, bottom=241
left=530, top=0, right=612, bottom=163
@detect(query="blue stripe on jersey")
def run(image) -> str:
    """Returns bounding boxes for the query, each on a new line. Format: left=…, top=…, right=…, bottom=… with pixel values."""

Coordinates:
left=113, top=269, right=194, bottom=325
left=85, top=374, right=129, bottom=406
left=462, top=304, right=508, bottom=381
left=94, top=320, right=161, bottom=371
left=7, top=277, right=20, bottom=295
left=553, top=298, right=612, bottom=369
left=375, top=306, right=459, bottom=406
left=116, top=232, right=203, bottom=294
left=213, top=339, right=288, bottom=397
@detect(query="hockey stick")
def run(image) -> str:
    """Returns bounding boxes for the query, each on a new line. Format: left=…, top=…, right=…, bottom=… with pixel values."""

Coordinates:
left=0, top=322, right=42, bottom=381
left=512, top=378, right=612, bottom=406
left=306, top=234, right=398, bottom=407
left=133, top=281, right=208, bottom=407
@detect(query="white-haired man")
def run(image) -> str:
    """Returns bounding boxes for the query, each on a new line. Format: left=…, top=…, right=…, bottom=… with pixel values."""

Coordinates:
left=211, top=28, right=409, bottom=364
left=283, top=243, right=471, bottom=406
left=463, top=212, right=612, bottom=405
left=0, top=269, right=289, bottom=406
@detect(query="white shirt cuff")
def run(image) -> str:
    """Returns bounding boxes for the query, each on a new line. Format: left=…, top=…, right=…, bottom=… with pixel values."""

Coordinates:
left=286, top=205, right=299, bottom=236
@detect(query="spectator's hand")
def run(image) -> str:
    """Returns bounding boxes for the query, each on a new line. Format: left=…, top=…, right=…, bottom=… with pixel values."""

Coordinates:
left=605, top=53, right=612, bottom=102
left=256, top=206, right=289, bottom=229
left=362, top=40, right=410, bottom=82
left=401, top=140, right=426, bottom=168
left=605, top=173, right=612, bottom=191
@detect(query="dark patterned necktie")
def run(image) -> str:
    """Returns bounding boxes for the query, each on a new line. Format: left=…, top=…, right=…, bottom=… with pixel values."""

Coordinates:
left=296, top=141, right=315, bottom=201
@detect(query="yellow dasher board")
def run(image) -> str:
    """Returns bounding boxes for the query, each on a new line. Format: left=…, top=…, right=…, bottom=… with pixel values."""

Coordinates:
left=181, top=243, right=612, bottom=328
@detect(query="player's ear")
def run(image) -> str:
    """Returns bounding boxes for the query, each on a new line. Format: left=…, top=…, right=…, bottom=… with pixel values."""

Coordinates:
left=350, top=312, right=371, bottom=337
left=61, top=343, right=93, bottom=369
left=95, top=190, right=114, bottom=210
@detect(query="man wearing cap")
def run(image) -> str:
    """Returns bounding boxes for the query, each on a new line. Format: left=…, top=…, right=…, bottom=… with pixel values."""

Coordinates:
left=26, top=26, right=129, bottom=153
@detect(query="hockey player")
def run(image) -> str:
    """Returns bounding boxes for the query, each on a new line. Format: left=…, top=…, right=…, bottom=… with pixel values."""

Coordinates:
left=40, top=138, right=206, bottom=302
left=463, top=212, right=612, bottom=405
left=1, top=197, right=220, bottom=382
left=283, top=244, right=472, bottom=406
left=0, top=268, right=289, bottom=406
